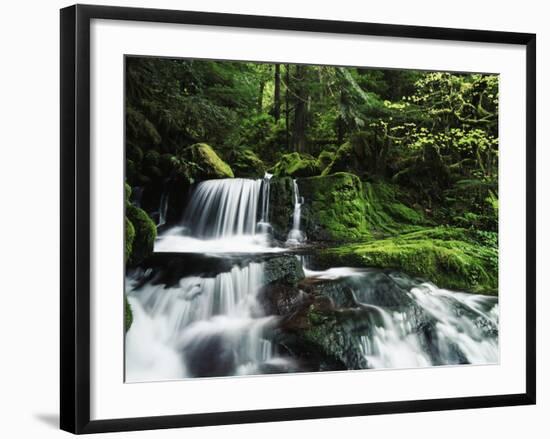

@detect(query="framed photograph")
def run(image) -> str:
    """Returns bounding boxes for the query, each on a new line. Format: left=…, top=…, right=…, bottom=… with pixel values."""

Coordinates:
left=60, top=4, right=536, bottom=434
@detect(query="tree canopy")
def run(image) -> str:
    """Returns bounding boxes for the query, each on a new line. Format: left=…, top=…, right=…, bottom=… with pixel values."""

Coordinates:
left=126, top=57, right=498, bottom=232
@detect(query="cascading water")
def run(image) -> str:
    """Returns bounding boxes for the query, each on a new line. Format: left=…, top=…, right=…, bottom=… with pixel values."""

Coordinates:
left=157, top=190, right=169, bottom=227
left=286, top=179, right=306, bottom=244
left=154, top=174, right=281, bottom=253
left=125, top=262, right=281, bottom=381
left=184, top=178, right=262, bottom=238
left=304, top=267, right=499, bottom=369
left=127, top=173, right=498, bottom=382
left=256, top=173, right=272, bottom=235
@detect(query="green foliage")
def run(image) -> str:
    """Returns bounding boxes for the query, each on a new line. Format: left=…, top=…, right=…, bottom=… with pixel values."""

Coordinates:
left=126, top=106, right=161, bottom=147
left=124, top=57, right=500, bottom=295
left=317, top=150, right=335, bottom=171
left=271, top=152, right=321, bottom=178
left=126, top=204, right=157, bottom=265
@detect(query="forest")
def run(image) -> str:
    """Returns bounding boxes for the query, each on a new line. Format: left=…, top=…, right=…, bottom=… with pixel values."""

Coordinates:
left=124, top=57, right=499, bottom=380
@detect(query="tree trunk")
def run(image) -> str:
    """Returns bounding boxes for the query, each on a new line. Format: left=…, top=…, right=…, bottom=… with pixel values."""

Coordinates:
left=292, top=65, right=307, bottom=153
left=273, top=64, right=281, bottom=121
left=285, top=64, right=290, bottom=149
left=336, top=90, right=345, bottom=145
left=257, top=81, right=265, bottom=113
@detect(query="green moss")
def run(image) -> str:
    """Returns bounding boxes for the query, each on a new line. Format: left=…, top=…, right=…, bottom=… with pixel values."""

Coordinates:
left=318, top=150, right=335, bottom=171
left=363, top=182, right=427, bottom=236
left=124, top=294, right=133, bottom=333
left=298, top=172, right=370, bottom=241
left=228, top=148, right=266, bottom=178
left=124, top=217, right=135, bottom=264
left=322, top=135, right=372, bottom=177
left=126, top=204, right=157, bottom=265
left=180, top=143, right=234, bottom=179
left=322, top=142, right=353, bottom=176
left=320, top=227, right=498, bottom=294
left=271, top=152, right=321, bottom=178
left=125, top=183, right=132, bottom=202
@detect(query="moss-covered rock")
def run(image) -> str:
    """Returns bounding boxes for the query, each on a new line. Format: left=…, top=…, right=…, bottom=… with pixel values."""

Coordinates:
left=126, top=204, right=157, bottom=265
left=179, top=143, right=234, bottom=179
left=125, top=217, right=135, bottom=264
left=300, top=307, right=370, bottom=370
left=322, top=142, right=355, bottom=176
left=318, top=227, right=498, bottom=294
left=228, top=148, right=266, bottom=179
left=271, top=152, right=321, bottom=178
left=298, top=172, right=370, bottom=241
left=124, top=294, right=133, bottom=333
left=322, top=132, right=375, bottom=177
left=318, top=150, right=335, bottom=172
left=125, top=183, right=132, bottom=202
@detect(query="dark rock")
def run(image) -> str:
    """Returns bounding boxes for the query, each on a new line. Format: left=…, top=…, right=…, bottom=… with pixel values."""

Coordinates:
left=183, top=335, right=237, bottom=378
left=301, top=278, right=358, bottom=309
left=263, top=255, right=305, bottom=285
left=268, top=177, right=295, bottom=240
left=259, top=283, right=310, bottom=317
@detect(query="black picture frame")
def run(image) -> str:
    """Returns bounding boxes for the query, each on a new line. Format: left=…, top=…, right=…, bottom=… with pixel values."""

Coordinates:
left=60, top=4, right=536, bottom=434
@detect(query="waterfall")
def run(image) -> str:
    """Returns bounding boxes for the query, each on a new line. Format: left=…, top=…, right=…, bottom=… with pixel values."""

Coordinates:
left=286, top=179, right=306, bottom=244
left=157, top=190, right=169, bottom=227
left=154, top=174, right=281, bottom=254
left=183, top=178, right=262, bottom=238
left=125, top=262, right=280, bottom=381
left=256, top=173, right=272, bottom=234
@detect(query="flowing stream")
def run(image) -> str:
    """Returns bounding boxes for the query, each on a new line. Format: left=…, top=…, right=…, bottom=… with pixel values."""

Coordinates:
left=126, top=176, right=499, bottom=381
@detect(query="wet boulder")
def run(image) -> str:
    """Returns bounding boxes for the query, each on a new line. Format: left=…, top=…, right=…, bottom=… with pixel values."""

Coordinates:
left=263, top=256, right=305, bottom=285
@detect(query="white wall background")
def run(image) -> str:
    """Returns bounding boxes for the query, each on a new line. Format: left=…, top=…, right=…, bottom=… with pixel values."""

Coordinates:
left=0, top=0, right=546, bottom=437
